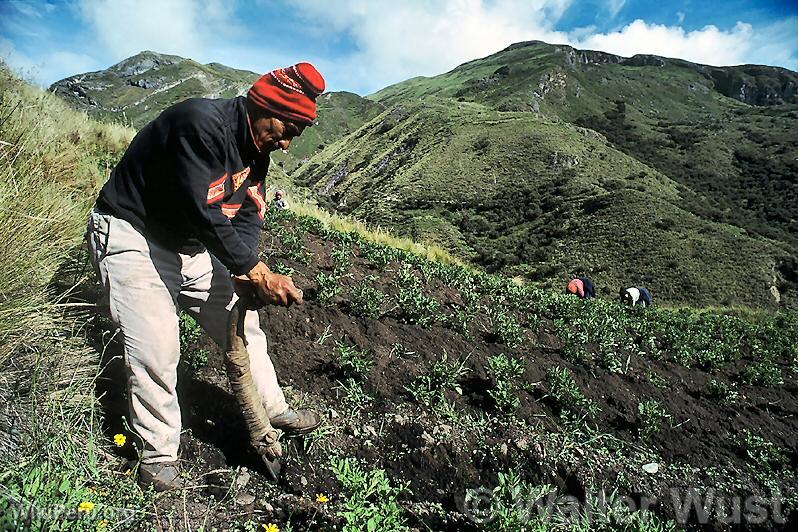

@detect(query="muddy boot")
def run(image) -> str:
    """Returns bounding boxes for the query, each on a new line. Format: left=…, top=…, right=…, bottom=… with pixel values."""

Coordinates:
left=138, top=461, right=184, bottom=492
left=270, top=408, right=321, bottom=436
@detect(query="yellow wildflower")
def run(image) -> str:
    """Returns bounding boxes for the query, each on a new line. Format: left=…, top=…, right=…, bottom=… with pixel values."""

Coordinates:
left=77, top=501, right=95, bottom=513
left=262, top=524, right=279, bottom=532
left=98, top=520, right=109, bottom=529
left=315, top=493, right=330, bottom=503
left=123, top=469, right=132, bottom=477
left=113, top=433, right=127, bottom=447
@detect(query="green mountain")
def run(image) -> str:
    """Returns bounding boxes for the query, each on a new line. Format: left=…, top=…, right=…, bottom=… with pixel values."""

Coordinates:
left=49, top=51, right=260, bottom=128
left=51, top=51, right=384, bottom=171
left=292, top=41, right=798, bottom=309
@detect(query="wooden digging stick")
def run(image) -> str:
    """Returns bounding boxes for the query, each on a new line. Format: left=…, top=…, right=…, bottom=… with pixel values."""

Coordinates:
left=224, top=296, right=282, bottom=481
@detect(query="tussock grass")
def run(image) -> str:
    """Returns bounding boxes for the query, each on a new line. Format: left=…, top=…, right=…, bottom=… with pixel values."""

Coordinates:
left=0, top=63, right=142, bottom=529
left=290, top=196, right=466, bottom=267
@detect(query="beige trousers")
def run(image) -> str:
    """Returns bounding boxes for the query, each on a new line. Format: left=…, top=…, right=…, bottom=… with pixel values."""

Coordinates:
left=86, top=210, right=287, bottom=463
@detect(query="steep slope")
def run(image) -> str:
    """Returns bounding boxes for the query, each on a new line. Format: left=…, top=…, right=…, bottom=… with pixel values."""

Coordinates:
left=293, top=42, right=798, bottom=308
left=368, top=41, right=798, bottom=250
left=79, top=208, right=798, bottom=530
left=49, top=45, right=798, bottom=308
left=270, top=90, right=385, bottom=173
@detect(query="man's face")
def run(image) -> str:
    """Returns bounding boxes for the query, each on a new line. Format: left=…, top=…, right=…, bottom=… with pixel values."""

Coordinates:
left=251, top=116, right=305, bottom=153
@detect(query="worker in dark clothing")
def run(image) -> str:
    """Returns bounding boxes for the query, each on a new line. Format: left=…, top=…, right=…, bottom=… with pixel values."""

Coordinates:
left=86, top=62, right=325, bottom=491
left=566, top=277, right=595, bottom=299
left=620, top=286, right=653, bottom=307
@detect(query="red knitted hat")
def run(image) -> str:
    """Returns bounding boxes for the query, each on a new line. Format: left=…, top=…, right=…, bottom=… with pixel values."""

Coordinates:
left=247, top=62, right=325, bottom=126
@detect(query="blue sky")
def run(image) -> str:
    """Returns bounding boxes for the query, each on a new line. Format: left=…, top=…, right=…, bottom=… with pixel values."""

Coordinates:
left=1, top=0, right=796, bottom=95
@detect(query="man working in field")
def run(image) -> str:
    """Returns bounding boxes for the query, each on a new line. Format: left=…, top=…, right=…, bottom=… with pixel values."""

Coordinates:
left=86, top=63, right=325, bottom=491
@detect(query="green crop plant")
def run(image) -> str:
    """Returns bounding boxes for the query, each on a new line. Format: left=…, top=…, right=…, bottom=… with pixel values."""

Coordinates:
left=337, top=342, right=374, bottom=380
left=394, top=265, right=440, bottom=326
left=406, top=352, right=470, bottom=408
left=742, top=357, right=784, bottom=386
left=331, top=245, right=352, bottom=275
left=331, top=457, right=411, bottom=532
left=486, top=354, right=525, bottom=412
left=546, top=366, right=599, bottom=418
left=637, top=399, right=671, bottom=439
left=349, top=279, right=386, bottom=319
left=279, top=226, right=311, bottom=264
left=270, top=261, right=295, bottom=276
left=743, top=430, right=787, bottom=470
left=487, top=307, right=525, bottom=348
left=705, top=378, right=738, bottom=405
left=179, top=312, right=209, bottom=369
left=464, top=470, right=554, bottom=531
left=360, top=242, right=396, bottom=268
left=646, top=370, right=669, bottom=389
left=316, top=271, right=341, bottom=307
left=296, top=213, right=326, bottom=235
left=445, top=306, right=475, bottom=339
left=338, top=378, right=372, bottom=411
left=598, top=337, right=628, bottom=374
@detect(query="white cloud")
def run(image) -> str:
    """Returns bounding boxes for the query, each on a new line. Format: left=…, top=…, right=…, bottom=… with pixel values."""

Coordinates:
left=77, top=0, right=221, bottom=61
left=0, top=36, right=99, bottom=86
left=575, top=19, right=757, bottom=67
left=4, top=0, right=797, bottom=94
left=742, top=17, right=798, bottom=71
left=290, top=0, right=574, bottom=93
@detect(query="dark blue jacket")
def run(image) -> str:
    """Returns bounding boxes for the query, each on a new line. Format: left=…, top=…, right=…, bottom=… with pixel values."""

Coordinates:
left=96, top=96, right=270, bottom=275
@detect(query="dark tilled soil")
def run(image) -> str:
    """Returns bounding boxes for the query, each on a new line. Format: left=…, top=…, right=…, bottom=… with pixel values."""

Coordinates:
left=73, top=217, right=797, bottom=531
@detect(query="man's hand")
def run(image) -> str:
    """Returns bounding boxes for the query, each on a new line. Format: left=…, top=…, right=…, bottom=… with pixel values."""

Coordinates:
left=237, top=261, right=303, bottom=307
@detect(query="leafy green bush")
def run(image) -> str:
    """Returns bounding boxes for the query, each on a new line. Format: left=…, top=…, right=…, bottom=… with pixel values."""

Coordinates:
left=337, top=342, right=374, bottom=380
left=279, top=226, right=311, bottom=264
left=350, top=280, right=386, bottom=319
left=743, top=430, right=787, bottom=469
left=270, top=262, right=295, bottom=276
left=331, top=245, right=352, bottom=275
left=316, top=271, right=341, bottom=307
left=488, top=307, right=525, bottom=348
left=637, top=399, right=670, bottom=439
left=394, top=266, right=440, bottom=326
left=546, top=366, right=599, bottom=418
left=705, top=378, right=738, bottom=405
left=359, top=241, right=396, bottom=268
left=742, top=358, right=784, bottom=386
left=486, top=354, right=525, bottom=412
left=465, top=470, right=553, bottom=531
left=331, top=457, right=411, bottom=532
left=179, top=312, right=209, bottom=369
left=406, top=353, right=469, bottom=407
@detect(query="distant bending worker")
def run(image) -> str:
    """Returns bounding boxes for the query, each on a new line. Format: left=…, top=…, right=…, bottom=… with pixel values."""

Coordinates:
left=620, top=286, right=653, bottom=307
left=566, top=276, right=595, bottom=299
left=274, top=190, right=288, bottom=210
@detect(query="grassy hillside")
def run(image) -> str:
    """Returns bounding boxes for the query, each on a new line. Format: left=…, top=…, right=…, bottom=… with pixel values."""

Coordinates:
left=0, top=63, right=147, bottom=529
left=294, top=95, right=795, bottom=308
left=3, top=64, right=797, bottom=530
left=271, top=91, right=385, bottom=174
left=369, top=41, right=798, bottom=256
